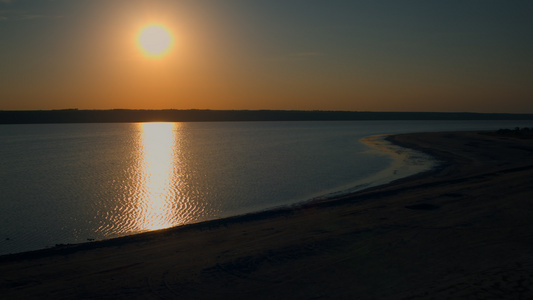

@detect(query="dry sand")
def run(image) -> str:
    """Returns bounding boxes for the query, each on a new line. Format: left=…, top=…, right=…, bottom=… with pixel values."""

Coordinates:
left=1, top=131, right=533, bottom=299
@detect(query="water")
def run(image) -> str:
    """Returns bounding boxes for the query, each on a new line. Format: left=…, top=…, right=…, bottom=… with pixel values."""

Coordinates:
left=1, top=120, right=532, bottom=255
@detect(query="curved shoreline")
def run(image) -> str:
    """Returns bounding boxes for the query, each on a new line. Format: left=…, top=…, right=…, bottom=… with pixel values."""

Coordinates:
left=0, top=133, right=440, bottom=259
left=0, top=132, right=438, bottom=258
left=296, top=134, right=439, bottom=203
left=2, top=130, right=533, bottom=299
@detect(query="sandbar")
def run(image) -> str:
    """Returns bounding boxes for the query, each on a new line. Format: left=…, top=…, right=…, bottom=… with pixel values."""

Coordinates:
left=1, top=131, right=533, bottom=299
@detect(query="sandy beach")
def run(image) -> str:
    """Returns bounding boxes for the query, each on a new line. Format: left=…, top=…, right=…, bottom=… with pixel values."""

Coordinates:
left=1, top=130, right=533, bottom=299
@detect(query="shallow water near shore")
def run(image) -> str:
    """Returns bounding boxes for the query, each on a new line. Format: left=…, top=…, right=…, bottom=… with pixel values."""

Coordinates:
left=1, top=120, right=532, bottom=255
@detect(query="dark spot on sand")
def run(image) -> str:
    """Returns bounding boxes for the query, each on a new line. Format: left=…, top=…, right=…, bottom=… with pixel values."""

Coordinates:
left=443, top=193, right=463, bottom=198
left=405, top=203, right=440, bottom=210
left=5, top=279, right=41, bottom=288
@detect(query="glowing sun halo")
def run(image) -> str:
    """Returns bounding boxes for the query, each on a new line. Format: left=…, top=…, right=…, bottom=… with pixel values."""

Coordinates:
left=137, top=24, right=174, bottom=58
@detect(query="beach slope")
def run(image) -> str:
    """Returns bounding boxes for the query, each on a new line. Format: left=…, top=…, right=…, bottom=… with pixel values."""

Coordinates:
left=1, top=131, right=533, bottom=299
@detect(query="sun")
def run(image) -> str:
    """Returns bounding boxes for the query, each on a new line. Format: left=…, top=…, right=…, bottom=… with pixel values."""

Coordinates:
left=137, top=23, right=174, bottom=59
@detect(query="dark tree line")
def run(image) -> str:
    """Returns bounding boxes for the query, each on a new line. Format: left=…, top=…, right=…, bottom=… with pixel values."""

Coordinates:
left=1, top=109, right=533, bottom=124
left=497, top=127, right=533, bottom=138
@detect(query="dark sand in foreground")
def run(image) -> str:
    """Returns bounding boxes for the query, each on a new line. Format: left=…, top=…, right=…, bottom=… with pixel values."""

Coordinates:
left=1, top=131, right=533, bottom=299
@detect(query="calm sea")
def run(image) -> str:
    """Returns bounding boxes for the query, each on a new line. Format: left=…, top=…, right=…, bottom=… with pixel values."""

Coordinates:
left=1, top=120, right=532, bottom=255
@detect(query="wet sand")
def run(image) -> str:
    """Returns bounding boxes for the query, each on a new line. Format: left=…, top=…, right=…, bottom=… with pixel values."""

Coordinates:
left=1, top=131, right=533, bottom=299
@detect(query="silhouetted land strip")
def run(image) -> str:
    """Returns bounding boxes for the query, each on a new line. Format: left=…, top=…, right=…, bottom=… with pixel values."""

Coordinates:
left=1, top=109, right=533, bottom=124
left=1, top=131, right=533, bottom=299
left=490, top=127, right=533, bottom=139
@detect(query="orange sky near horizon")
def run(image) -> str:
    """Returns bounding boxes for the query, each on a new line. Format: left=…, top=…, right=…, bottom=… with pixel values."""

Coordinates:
left=1, top=0, right=532, bottom=113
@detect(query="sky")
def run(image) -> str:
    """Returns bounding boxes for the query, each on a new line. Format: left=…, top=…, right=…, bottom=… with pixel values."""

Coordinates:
left=1, top=0, right=532, bottom=113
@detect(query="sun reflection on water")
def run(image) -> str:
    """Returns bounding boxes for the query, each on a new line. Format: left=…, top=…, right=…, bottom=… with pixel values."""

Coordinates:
left=137, top=122, right=179, bottom=230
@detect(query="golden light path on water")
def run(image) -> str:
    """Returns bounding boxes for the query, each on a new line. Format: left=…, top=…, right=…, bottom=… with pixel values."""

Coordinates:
left=137, top=122, right=181, bottom=231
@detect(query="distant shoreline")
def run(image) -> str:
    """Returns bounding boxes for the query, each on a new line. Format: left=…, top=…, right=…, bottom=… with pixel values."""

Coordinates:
left=2, top=109, right=533, bottom=124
